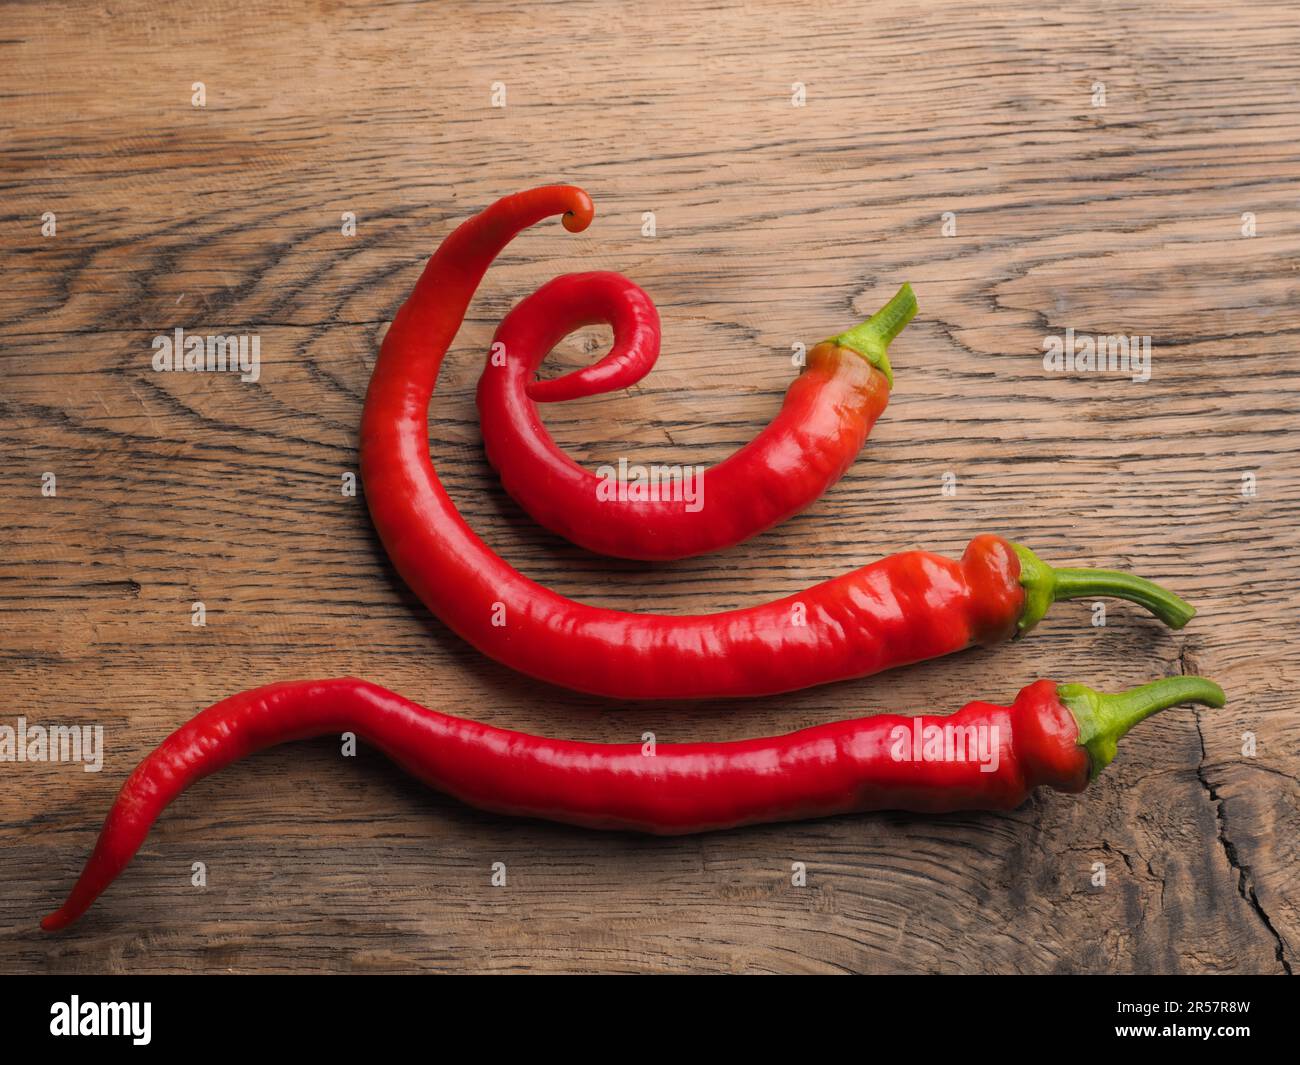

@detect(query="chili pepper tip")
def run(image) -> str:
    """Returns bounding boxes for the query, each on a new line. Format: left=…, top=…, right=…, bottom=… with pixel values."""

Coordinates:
left=560, top=189, right=594, bottom=232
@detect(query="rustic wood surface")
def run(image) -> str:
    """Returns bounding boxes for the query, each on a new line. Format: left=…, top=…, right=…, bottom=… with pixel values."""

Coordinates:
left=1, top=0, right=1296, bottom=974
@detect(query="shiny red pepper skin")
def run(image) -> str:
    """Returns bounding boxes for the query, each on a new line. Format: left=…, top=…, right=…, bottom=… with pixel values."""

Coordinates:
left=41, top=677, right=1090, bottom=931
left=475, top=270, right=893, bottom=560
left=360, top=186, right=1026, bottom=699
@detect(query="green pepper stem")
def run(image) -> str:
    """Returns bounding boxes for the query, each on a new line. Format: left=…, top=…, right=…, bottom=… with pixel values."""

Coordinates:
left=826, top=282, right=916, bottom=388
left=1011, top=542, right=1196, bottom=634
left=1058, top=677, right=1226, bottom=778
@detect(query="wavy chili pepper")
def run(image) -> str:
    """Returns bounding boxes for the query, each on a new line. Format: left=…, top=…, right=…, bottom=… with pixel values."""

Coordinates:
left=476, top=270, right=916, bottom=560
left=359, top=185, right=1197, bottom=699
left=41, top=675, right=1224, bottom=930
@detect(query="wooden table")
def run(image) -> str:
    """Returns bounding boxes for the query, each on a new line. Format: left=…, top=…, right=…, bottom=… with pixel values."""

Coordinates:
left=3, top=0, right=1295, bottom=974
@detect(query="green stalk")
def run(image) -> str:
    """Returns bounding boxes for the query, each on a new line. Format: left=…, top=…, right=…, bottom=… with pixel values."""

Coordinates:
left=1011, top=542, right=1195, bottom=634
left=1058, top=677, right=1226, bottom=778
left=826, top=282, right=917, bottom=388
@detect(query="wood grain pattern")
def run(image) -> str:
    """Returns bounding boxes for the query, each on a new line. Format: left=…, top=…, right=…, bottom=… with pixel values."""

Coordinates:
left=1, top=0, right=1296, bottom=974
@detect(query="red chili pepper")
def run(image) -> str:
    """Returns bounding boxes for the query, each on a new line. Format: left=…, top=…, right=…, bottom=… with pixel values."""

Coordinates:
left=476, top=270, right=916, bottom=560
left=41, top=675, right=1224, bottom=930
left=360, top=186, right=1196, bottom=699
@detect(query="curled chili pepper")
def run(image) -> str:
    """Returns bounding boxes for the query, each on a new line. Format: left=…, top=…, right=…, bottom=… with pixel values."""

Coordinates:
left=41, top=675, right=1224, bottom=930
left=360, top=186, right=1197, bottom=699
left=476, top=270, right=916, bottom=560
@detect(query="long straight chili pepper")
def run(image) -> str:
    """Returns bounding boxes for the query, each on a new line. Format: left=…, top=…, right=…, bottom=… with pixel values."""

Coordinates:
left=41, top=675, right=1224, bottom=931
left=476, top=270, right=916, bottom=560
left=359, top=186, right=1198, bottom=699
